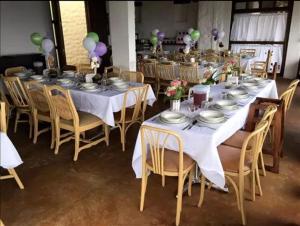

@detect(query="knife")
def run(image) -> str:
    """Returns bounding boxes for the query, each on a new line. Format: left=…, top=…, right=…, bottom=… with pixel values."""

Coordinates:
left=185, top=119, right=198, bottom=130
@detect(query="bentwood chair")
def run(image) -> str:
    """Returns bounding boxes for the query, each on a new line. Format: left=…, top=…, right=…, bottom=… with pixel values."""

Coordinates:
left=251, top=61, right=268, bottom=78
left=0, top=102, right=24, bottom=189
left=24, top=81, right=54, bottom=147
left=3, top=76, right=32, bottom=138
left=279, top=87, right=295, bottom=116
left=44, top=85, right=109, bottom=161
left=287, top=79, right=299, bottom=110
left=120, top=71, right=144, bottom=83
left=198, top=120, right=269, bottom=225
left=223, top=105, right=277, bottom=179
left=140, top=125, right=195, bottom=226
left=4, top=66, right=27, bottom=76
left=240, top=49, right=256, bottom=57
left=156, top=62, right=177, bottom=98
left=104, top=66, right=121, bottom=78
left=114, top=85, right=149, bottom=151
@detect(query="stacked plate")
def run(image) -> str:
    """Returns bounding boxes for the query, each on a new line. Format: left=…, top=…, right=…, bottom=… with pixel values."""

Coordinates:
left=30, top=75, right=44, bottom=81
left=108, top=77, right=129, bottom=91
left=227, top=89, right=249, bottom=100
left=197, top=110, right=226, bottom=124
left=15, top=72, right=28, bottom=79
left=253, top=77, right=269, bottom=85
left=63, top=71, right=75, bottom=78
left=241, top=82, right=259, bottom=91
left=80, top=83, right=99, bottom=92
left=57, top=78, right=74, bottom=87
left=213, top=100, right=238, bottom=110
left=159, top=111, right=188, bottom=124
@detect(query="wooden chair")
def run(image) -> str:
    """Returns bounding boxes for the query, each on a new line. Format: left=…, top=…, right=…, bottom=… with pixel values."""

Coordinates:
left=198, top=120, right=269, bottom=225
left=279, top=87, right=294, bottom=116
left=287, top=79, right=299, bottom=110
left=44, top=85, right=109, bottom=161
left=251, top=61, right=267, bottom=78
left=114, top=85, right=149, bottom=151
left=120, top=71, right=144, bottom=83
left=3, top=76, right=32, bottom=138
left=156, top=62, right=177, bottom=98
left=104, top=66, right=121, bottom=78
left=240, top=49, right=256, bottom=57
left=179, top=63, right=202, bottom=84
left=0, top=102, right=24, bottom=189
left=23, top=81, right=54, bottom=147
left=4, top=66, right=27, bottom=76
left=140, top=125, right=195, bottom=226
left=223, top=104, right=277, bottom=178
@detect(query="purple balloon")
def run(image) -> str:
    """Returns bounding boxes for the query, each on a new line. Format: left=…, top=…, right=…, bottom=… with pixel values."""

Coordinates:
left=157, top=31, right=165, bottom=41
left=94, top=42, right=107, bottom=57
left=211, top=28, right=218, bottom=37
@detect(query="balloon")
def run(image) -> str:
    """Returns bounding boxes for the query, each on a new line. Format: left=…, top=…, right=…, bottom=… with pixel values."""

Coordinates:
left=87, top=32, right=99, bottom=42
left=188, top=28, right=194, bottom=34
left=211, top=28, right=218, bottom=37
left=30, top=33, right=43, bottom=46
left=83, top=37, right=96, bottom=52
left=191, top=30, right=200, bottom=41
left=151, top=29, right=159, bottom=36
left=218, top=31, right=225, bottom=39
left=94, top=42, right=107, bottom=57
left=41, top=38, right=54, bottom=53
left=183, top=46, right=190, bottom=54
left=157, top=31, right=165, bottom=41
left=88, top=51, right=97, bottom=59
left=150, top=35, right=158, bottom=46
left=183, top=34, right=192, bottom=45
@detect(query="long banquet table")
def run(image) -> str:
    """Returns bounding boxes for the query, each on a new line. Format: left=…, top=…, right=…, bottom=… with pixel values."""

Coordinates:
left=132, top=80, right=278, bottom=189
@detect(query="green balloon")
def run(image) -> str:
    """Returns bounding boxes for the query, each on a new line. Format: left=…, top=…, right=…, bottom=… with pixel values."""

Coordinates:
left=191, top=30, right=200, bottom=41
left=30, top=33, right=43, bottom=46
left=150, top=35, right=158, bottom=45
left=87, top=32, right=99, bottom=42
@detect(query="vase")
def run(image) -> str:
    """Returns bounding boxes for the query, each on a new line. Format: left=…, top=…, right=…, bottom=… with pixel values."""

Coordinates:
left=170, top=99, right=181, bottom=112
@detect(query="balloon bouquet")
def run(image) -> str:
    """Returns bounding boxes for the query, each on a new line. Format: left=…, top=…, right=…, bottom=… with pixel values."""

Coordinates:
left=211, top=28, right=225, bottom=49
left=150, top=29, right=165, bottom=54
left=183, top=28, right=200, bottom=54
left=82, top=32, right=107, bottom=77
left=30, top=32, right=55, bottom=69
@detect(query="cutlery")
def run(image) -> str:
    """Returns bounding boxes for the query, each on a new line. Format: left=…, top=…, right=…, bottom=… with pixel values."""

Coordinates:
left=187, top=120, right=198, bottom=130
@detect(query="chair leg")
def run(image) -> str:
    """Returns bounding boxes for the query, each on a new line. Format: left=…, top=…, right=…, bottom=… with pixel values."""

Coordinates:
left=259, top=152, right=266, bottom=176
left=73, top=132, right=80, bottom=161
left=162, top=175, right=165, bottom=187
left=50, top=121, right=55, bottom=149
left=239, top=177, right=246, bottom=225
left=255, top=167, right=263, bottom=196
left=33, top=115, right=38, bottom=144
left=28, top=114, right=33, bottom=139
left=176, top=176, right=184, bottom=226
left=188, top=169, right=194, bottom=197
left=198, top=174, right=205, bottom=207
left=8, top=168, right=24, bottom=189
left=120, top=125, right=126, bottom=151
left=140, top=169, right=148, bottom=212
left=54, top=124, right=60, bottom=155
left=156, top=81, right=160, bottom=99
left=251, top=170, right=256, bottom=201
left=14, top=111, right=20, bottom=133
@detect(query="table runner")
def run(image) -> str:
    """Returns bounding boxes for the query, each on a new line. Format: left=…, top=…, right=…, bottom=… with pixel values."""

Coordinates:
left=132, top=80, right=278, bottom=188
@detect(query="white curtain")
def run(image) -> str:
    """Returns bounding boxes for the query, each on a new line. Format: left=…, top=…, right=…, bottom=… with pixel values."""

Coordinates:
left=231, top=44, right=283, bottom=71
left=230, top=13, right=287, bottom=41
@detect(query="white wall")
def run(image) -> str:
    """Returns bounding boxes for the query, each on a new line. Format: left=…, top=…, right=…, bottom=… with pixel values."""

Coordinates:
left=284, top=1, right=300, bottom=79
left=109, top=1, right=136, bottom=71
left=0, top=1, right=53, bottom=56
left=135, top=1, right=198, bottom=39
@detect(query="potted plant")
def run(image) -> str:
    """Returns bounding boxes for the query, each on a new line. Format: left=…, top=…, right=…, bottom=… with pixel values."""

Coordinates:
left=164, top=79, right=188, bottom=111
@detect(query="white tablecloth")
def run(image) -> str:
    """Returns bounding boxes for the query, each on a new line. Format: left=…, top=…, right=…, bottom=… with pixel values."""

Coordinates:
left=132, top=80, right=278, bottom=188
left=70, top=84, right=156, bottom=127
left=0, top=132, right=23, bottom=169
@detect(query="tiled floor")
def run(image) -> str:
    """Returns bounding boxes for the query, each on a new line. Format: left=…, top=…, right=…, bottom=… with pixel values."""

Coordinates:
left=1, top=78, right=300, bottom=226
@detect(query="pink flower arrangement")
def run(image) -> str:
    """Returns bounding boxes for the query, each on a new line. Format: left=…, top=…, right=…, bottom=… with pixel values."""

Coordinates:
left=165, top=79, right=187, bottom=100
left=222, top=60, right=237, bottom=74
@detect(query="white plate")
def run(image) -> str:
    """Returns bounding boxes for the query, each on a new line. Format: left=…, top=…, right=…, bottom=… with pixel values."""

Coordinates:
left=58, top=78, right=72, bottom=84
left=15, top=72, right=27, bottom=77
left=159, top=111, right=187, bottom=124
left=214, top=100, right=238, bottom=110
left=228, top=89, right=248, bottom=97
left=80, top=83, right=98, bottom=90
left=198, top=110, right=225, bottom=123
left=30, top=75, right=44, bottom=80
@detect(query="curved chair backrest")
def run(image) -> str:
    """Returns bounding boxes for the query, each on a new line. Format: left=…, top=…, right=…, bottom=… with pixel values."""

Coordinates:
left=0, top=102, right=6, bottom=133
left=279, top=87, right=294, bottom=115
left=120, top=71, right=144, bottom=83
left=140, top=125, right=184, bottom=175
left=261, top=104, right=277, bottom=141
left=4, top=66, right=27, bottom=76
left=287, top=79, right=299, bottom=109
left=3, top=76, right=29, bottom=108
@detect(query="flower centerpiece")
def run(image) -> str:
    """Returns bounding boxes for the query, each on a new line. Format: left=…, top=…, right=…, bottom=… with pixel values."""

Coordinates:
left=165, top=79, right=188, bottom=111
left=222, top=59, right=238, bottom=80
left=202, top=66, right=218, bottom=85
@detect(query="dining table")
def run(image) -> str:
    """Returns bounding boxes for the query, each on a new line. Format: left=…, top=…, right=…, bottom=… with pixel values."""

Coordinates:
left=132, top=79, right=278, bottom=189
left=0, top=132, right=23, bottom=169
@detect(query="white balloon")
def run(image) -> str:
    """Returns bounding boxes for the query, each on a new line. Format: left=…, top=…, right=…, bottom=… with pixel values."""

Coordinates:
left=183, top=46, right=190, bottom=54
left=218, top=31, right=225, bottom=39
left=183, top=34, right=192, bottom=45
left=188, top=28, right=194, bottom=34
left=151, top=29, right=159, bottom=36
